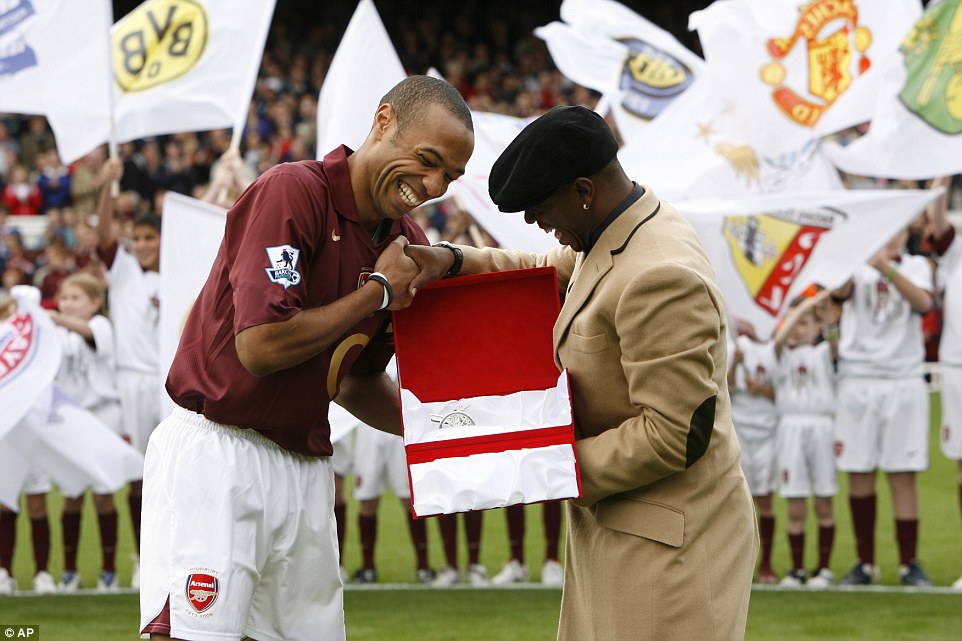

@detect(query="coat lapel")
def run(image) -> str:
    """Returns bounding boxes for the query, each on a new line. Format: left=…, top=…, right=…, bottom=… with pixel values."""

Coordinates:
left=552, top=188, right=662, bottom=365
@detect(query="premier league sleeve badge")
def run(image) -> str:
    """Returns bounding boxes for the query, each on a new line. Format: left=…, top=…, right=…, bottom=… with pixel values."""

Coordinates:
left=264, top=245, right=302, bottom=288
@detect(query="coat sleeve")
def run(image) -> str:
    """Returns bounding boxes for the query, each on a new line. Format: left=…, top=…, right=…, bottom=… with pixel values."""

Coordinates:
left=459, top=245, right=577, bottom=294
left=572, top=263, right=723, bottom=507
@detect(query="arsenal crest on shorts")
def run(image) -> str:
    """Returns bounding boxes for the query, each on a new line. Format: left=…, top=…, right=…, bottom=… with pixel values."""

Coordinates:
left=186, top=573, right=219, bottom=613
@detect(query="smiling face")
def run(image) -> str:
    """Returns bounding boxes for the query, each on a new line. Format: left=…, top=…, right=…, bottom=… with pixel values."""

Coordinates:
left=523, top=183, right=593, bottom=252
left=365, top=103, right=474, bottom=225
left=58, top=282, right=101, bottom=321
left=132, top=224, right=161, bottom=272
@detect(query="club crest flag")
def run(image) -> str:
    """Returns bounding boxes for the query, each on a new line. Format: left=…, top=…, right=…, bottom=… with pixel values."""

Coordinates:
left=825, top=0, right=962, bottom=178
left=316, top=0, right=405, bottom=156
left=110, top=0, right=275, bottom=143
left=677, top=187, right=941, bottom=338
left=689, top=0, right=922, bottom=150
left=534, top=0, right=703, bottom=145
left=159, top=192, right=227, bottom=417
left=617, top=76, right=844, bottom=202
left=0, top=286, right=61, bottom=441
left=0, top=0, right=113, bottom=164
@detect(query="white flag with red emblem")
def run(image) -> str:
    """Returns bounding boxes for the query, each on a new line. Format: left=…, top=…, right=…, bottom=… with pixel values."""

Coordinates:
left=677, top=187, right=941, bottom=339
left=0, top=0, right=113, bottom=164
left=534, top=0, right=704, bottom=146
left=824, top=0, right=962, bottom=179
left=689, top=0, right=922, bottom=149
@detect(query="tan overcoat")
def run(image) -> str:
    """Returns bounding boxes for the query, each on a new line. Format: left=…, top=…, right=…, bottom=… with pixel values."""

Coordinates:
left=461, top=186, right=757, bottom=641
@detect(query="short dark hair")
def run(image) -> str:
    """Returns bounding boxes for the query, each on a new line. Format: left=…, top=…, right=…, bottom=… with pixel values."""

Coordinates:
left=133, top=212, right=162, bottom=233
left=380, top=75, right=473, bottom=139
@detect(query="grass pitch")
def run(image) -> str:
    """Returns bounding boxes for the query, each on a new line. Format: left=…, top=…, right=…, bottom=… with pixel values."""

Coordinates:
left=2, top=393, right=961, bottom=640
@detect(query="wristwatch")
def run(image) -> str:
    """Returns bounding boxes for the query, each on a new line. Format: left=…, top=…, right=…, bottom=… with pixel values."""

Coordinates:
left=430, top=407, right=476, bottom=428
left=432, top=241, right=463, bottom=277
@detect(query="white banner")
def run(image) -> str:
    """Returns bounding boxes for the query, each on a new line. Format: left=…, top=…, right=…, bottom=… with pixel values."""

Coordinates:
left=158, top=192, right=227, bottom=417
left=2, top=388, right=145, bottom=503
left=618, top=77, right=844, bottom=202
left=110, top=0, right=275, bottom=143
left=535, top=0, right=703, bottom=146
left=689, top=0, right=922, bottom=148
left=0, top=286, right=61, bottom=441
left=825, top=0, right=962, bottom=179
left=316, top=0, right=405, bottom=157
left=0, top=0, right=113, bottom=164
left=676, top=187, right=941, bottom=338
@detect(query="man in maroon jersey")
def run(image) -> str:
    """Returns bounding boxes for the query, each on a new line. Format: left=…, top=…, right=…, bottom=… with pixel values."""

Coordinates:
left=140, top=76, right=474, bottom=641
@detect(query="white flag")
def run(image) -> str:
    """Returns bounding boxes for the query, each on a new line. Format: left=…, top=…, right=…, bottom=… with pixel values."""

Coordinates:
left=690, top=0, right=922, bottom=146
left=824, top=0, right=962, bottom=179
left=159, top=192, right=227, bottom=417
left=2, top=388, right=145, bottom=500
left=0, top=0, right=113, bottom=163
left=316, top=0, right=405, bottom=157
left=110, top=0, right=276, bottom=143
left=0, top=286, right=61, bottom=441
left=676, top=188, right=941, bottom=339
left=535, top=0, right=703, bottom=145
left=618, top=77, right=844, bottom=202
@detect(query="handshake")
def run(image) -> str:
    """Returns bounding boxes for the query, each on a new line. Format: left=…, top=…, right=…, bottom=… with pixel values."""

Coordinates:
left=367, top=237, right=462, bottom=311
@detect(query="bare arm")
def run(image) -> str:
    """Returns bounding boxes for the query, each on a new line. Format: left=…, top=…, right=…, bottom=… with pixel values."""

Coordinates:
left=867, top=251, right=932, bottom=315
left=96, top=159, right=123, bottom=252
left=235, top=237, right=419, bottom=377
left=333, top=370, right=402, bottom=436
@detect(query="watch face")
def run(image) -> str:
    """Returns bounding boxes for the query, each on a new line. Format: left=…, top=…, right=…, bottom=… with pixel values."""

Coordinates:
left=439, top=410, right=475, bottom=428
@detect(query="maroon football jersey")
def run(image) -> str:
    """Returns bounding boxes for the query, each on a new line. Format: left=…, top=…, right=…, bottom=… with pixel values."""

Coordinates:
left=166, top=147, right=428, bottom=456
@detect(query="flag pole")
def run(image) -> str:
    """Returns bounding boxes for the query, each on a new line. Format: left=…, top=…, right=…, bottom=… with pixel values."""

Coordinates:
left=104, top=0, right=119, bottom=197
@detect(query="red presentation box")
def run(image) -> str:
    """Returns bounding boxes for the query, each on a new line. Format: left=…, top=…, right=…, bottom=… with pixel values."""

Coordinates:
left=392, top=266, right=582, bottom=518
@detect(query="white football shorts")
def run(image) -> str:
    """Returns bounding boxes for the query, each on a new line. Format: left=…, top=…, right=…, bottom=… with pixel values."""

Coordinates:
left=777, top=414, right=838, bottom=499
left=139, top=407, right=344, bottom=641
left=353, top=426, right=410, bottom=502
left=940, top=364, right=962, bottom=460
left=835, top=377, right=930, bottom=473
left=736, top=429, right=778, bottom=497
left=118, top=369, right=161, bottom=455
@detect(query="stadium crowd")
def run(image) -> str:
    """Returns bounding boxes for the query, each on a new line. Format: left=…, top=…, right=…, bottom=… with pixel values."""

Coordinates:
left=1, top=0, right=961, bottom=597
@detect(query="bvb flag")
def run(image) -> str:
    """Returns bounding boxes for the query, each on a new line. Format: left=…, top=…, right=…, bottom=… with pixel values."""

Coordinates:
left=534, top=0, right=704, bottom=145
left=677, top=188, right=941, bottom=339
left=0, top=0, right=113, bottom=164
left=825, top=0, right=962, bottom=178
left=110, top=0, right=275, bottom=143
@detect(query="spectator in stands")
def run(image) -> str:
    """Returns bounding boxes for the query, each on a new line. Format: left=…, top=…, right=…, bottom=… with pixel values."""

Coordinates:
left=2, top=165, right=42, bottom=216
left=37, top=150, right=72, bottom=214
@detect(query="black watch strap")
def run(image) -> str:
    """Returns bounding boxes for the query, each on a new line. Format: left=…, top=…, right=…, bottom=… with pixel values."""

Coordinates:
left=433, top=241, right=463, bottom=277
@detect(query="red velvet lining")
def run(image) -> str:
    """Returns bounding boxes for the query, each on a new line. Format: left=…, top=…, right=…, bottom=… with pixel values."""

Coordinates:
left=392, top=267, right=561, bottom=402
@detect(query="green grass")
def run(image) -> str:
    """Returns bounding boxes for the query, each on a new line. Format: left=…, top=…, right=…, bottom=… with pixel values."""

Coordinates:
left=2, top=392, right=961, bottom=640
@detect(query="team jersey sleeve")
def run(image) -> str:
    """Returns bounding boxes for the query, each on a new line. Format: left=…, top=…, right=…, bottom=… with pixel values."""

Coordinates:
left=88, top=315, right=117, bottom=369
left=229, top=169, right=324, bottom=334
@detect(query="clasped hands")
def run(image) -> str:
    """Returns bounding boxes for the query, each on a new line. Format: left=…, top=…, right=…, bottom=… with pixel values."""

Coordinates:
left=371, top=237, right=456, bottom=311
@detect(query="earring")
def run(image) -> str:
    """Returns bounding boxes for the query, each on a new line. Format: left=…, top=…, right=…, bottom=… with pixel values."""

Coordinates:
left=583, top=203, right=589, bottom=210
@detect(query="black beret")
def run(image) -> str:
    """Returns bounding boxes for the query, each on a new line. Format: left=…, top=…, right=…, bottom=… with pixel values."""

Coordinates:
left=489, top=105, right=619, bottom=213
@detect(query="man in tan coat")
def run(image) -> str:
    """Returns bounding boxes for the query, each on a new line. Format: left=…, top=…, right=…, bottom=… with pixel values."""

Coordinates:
left=410, top=106, right=756, bottom=641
